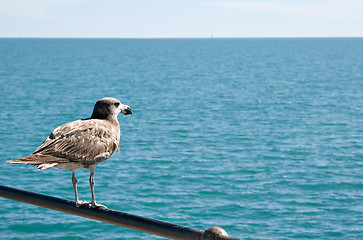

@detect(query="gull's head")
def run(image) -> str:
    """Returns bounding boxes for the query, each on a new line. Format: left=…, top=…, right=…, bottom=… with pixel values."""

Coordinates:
left=91, top=97, right=132, bottom=119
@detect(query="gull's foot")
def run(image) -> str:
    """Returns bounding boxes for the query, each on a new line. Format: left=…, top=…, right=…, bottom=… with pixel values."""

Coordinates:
left=90, top=201, right=107, bottom=209
left=76, top=200, right=90, bottom=207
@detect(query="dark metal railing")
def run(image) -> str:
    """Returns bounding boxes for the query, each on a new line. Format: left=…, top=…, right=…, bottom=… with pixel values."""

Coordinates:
left=0, top=184, right=242, bottom=240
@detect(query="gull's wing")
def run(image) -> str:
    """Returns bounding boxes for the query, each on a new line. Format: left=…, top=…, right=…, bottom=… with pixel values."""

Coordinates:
left=9, top=119, right=120, bottom=168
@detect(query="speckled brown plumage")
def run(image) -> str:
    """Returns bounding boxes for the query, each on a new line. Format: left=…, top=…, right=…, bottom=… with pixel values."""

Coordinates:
left=8, top=97, right=132, bottom=208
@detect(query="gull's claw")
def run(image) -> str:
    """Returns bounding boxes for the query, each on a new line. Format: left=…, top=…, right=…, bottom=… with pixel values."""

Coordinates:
left=90, top=202, right=107, bottom=209
left=76, top=201, right=90, bottom=207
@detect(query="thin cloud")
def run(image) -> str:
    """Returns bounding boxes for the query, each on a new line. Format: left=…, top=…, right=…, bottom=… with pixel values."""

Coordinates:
left=0, top=0, right=80, bottom=19
left=207, top=0, right=363, bottom=19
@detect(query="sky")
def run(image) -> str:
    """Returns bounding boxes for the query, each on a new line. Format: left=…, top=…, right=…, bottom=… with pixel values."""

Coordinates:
left=0, top=0, right=363, bottom=38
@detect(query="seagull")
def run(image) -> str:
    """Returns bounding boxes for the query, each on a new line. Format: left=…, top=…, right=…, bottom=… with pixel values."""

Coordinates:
left=8, top=97, right=132, bottom=208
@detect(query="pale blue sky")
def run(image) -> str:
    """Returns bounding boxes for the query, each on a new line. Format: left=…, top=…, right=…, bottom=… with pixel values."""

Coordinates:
left=1, top=0, right=362, bottom=38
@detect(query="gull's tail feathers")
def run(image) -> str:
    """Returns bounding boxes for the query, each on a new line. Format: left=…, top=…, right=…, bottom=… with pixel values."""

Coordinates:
left=7, top=154, right=66, bottom=170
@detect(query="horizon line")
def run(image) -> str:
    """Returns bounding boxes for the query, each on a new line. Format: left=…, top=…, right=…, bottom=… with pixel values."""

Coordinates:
left=0, top=36, right=363, bottom=40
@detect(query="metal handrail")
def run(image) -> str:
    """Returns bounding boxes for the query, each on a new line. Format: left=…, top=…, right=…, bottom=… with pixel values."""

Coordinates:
left=0, top=184, right=242, bottom=240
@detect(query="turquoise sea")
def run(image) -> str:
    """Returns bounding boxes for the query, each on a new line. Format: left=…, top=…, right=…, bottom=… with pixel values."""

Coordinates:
left=0, top=38, right=362, bottom=239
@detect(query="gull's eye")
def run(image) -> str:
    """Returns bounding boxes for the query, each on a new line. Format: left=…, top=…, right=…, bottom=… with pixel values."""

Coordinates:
left=114, top=102, right=120, bottom=108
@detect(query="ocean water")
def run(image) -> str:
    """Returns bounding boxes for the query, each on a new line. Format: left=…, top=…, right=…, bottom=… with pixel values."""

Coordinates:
left=0, top=38, right=362, bottom=240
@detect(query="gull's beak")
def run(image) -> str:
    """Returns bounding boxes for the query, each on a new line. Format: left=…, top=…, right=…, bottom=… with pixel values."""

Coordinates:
left=120, top=104, right=132, bottom=115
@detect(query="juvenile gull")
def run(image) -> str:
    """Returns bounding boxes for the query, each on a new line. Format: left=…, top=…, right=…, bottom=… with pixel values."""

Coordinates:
left=8, top=97, right=132, bottom=208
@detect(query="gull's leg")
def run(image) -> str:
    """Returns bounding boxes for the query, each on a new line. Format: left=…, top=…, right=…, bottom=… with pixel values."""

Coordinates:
left=89, top=166, right=107, bottom=209
left=71, top=170, right=89, bottom=207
